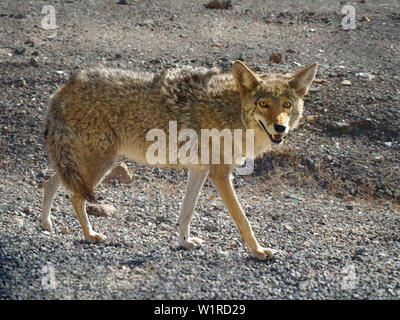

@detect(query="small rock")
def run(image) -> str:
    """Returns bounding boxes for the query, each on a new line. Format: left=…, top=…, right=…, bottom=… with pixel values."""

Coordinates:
left=306, top=115, right=319, bottom=123
left=106, top=163, right=132, bottom=184
left=13, top=48, right=26, bottom=55
left=238, top=53, right=245, bottom=61
left=327, top=121, right=352, bottom=134
left=285, top=48, right=296, bottom=54
left=340, top=80, right=352, bottom=86
left=373, top=155, right=384, bottom=163
left=384, top=142, right=392, bottom=147
left=361, top=16, right=371, bottom=22
left=269, top=52, right=283, bottom=64
left=31, top=51, right=39, bottom=56
left=14, top=218, right=24, bottom=227
left=29, top=58, right=39, bottom=67
left=22, top=207, right=31, bottom=214
left=285, top=194, right=302, bottom=201
left=355, top=118, right=376, bottom=129
left=217, top=249, right=229, bottom=257
left=283, top=223, right=294, bottom=232
left=308, top=87, right=320, bottom=93
left=116, top=0, right=128, bottom=4
left=313, top=78, right=328, bottom=84
left=61, top=226, right=70, bottom=234
left=210, top=204, right=220, bottom=211
left=204, top=224, right=218, bottom=232
left=87, top=204, right=116, bottom=217
left=204, top=0, right=233, bottom=10
left=356, top=72, right=375, bottom=81
left=354, top=248, right=366, bottom=256
left=125, top=215, right=136, bottom=222
left=207, top=194, right=217, bottom=201
left=15, top=13, right=24, bottom=19
left=210, top=41, right=223, bottom=48
left=16, top=79, right=26, bottom=87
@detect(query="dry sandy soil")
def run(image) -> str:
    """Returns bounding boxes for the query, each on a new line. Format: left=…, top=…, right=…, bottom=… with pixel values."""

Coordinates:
left=0, top=0, right=399, bottom=299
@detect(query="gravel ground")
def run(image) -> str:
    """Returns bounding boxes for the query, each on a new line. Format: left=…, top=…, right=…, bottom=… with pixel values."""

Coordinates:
left=0, top=0, right=399, bottom=299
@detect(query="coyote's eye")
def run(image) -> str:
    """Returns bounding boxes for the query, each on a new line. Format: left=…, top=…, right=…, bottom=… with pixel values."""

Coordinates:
left=259, top=101, right=269, bottom=108
left=283, top=101, right=292, bottom=109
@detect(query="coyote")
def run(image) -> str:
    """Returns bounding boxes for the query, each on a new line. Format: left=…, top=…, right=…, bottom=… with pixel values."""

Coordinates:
left=42, top=60, right=317, bottom=260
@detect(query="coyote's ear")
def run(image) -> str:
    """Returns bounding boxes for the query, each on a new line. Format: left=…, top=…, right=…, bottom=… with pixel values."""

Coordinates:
left=232, top=61, right=260, bottom=94
left=288, top=62, right=318, bottom=97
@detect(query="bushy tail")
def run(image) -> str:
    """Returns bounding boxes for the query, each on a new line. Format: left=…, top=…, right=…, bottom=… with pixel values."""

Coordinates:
left=55, top=163, right=96, bottom=203
left=44, top=98, right=96, bottom=203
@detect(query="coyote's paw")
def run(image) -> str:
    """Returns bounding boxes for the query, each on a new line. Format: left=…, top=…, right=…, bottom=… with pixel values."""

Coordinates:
left=252, top=247, right=278, bottom=260
left=41, top=218, right=53, bottom=232
left=85, top=232, right=106, bottom=242
left=179, top=236, right=203, bottom=249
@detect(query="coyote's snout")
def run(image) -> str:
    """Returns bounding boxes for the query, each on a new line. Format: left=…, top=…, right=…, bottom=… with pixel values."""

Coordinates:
left=42, top=60, right=317, bottom=260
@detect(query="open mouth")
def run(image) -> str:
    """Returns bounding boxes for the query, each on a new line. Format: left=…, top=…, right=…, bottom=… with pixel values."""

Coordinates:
left=258, top=120, right=284, bottom=145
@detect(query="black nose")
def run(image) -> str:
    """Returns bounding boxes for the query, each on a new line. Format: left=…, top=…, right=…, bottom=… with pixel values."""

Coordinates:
left=274, top=124, right=286, bottom=133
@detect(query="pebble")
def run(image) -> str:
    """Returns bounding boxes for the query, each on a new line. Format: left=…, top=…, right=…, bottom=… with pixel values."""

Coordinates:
left=22, top=207, right=31, bottom=214
left=356, top=72, right=375, bottom=80
left=87, top=204, right=116, bottom=217
left=340, top=80, right=352, bottom=86
left=269, top=52, right=283, bottom=64
left=327, top=121, right=352, bottom=134
left=217, top=249, right=229, bottom=257
left=13, top=48, right=25, bottom=55
left=305, top=115, right=319, bottom=123
left=29, top=58, right=39, bottom=67
left=373, top=155, right=384, bottom=163
left=204, top=224, right=218, bottom=232
left=285, top=194, right=303, bottom=201
left=283, top=223, right=294, bottom=232
left=61, top=226, right=70, bottom=234
left=204, top=0, right=233, bottom=10
left=106, top=163, right=132, bottom=184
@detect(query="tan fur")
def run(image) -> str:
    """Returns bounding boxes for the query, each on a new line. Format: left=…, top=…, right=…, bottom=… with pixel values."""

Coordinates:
left=42, top=61, right=317, bottom=260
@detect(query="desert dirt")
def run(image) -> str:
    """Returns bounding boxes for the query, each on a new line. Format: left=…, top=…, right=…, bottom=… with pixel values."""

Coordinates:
left=0, top=0, right=399, bottom=299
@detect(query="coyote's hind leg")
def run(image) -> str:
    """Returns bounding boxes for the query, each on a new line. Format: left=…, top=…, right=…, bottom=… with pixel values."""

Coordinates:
left=41, top=173, right=62, bottom=231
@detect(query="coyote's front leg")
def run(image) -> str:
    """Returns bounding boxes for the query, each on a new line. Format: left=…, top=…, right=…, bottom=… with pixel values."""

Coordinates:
left=210, top=167, right=276, bottom=260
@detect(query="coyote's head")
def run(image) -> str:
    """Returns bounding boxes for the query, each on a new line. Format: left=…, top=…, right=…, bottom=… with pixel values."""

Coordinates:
left=232, top=60, right=318, bottom=145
